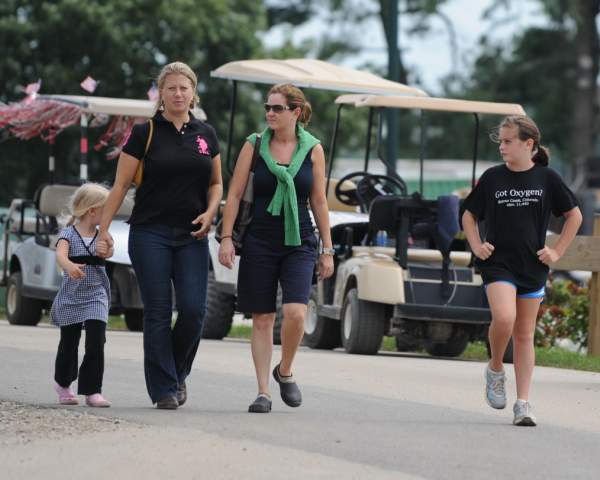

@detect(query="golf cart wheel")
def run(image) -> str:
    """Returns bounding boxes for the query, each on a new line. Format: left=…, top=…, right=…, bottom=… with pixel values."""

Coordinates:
left=6, top=272, right=42, bottom=326
left=394, top=335, right=422, bottom=352
left=124, top=309, right=143, bottom=332
left=424, top=335, right=469, bottom=357
left=273, top=286, right=284, bottom=346
left=340, top=288, right=385, bottom=355
left=303, top=287, right=340, bottom=349
left=203, top=271, right=235, bottom=339
left=485, top=338, right=514, bottom=364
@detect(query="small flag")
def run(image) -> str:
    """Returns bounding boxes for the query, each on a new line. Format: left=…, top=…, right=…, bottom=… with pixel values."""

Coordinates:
left=80, top=76, right=98, bottom=94
left=24, top=79, right=42, bottom=96
left=147, top=84, right=159, bottom=102
left=21, top=79, right=41, bottom=103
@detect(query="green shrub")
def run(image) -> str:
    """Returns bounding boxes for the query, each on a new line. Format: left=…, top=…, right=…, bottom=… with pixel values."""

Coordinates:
left=535, top=279, right=589, bottom=349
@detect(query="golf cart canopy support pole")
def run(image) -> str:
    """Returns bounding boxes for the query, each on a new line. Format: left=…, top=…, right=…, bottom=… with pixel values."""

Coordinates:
left=472, top=113, right=480, bottom=188
left=419, top=110, right=428, bottom=195
left=48, top=138, right=55, bottom=185
left=364, top=107, right=375, bottom=172
left=326, top=103, right=344, bottom=197
left=226, top=80, right=238, bottom=172
left=80, top=113, right=88, bottom=181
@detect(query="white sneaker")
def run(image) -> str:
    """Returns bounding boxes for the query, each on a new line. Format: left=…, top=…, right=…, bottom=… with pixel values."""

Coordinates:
left=484, top=364, right=507, bottom=409
left=513, top=400, right=537, bottom=426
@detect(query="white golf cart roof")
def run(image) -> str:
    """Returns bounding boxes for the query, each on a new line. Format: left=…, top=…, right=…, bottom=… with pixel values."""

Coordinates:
left=42, top=94, right=207, bottom=120
left=335, top=94, right=525, bottom=115
left=211, top=59, right=428, bottom=97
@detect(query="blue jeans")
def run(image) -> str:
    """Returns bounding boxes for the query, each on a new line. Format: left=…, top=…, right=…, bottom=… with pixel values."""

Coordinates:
left=129, top=224, right=208, bottom=403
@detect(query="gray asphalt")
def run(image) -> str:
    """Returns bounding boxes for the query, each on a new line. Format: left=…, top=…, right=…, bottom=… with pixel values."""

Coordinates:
left=1, top=321, right=599, bottom=479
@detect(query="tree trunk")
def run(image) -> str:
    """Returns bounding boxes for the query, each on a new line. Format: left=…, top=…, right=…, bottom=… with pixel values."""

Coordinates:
left=570, top=0, right=600, bottom=191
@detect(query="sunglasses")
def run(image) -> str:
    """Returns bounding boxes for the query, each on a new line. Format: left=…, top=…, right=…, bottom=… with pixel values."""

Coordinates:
left=264, top=103, right=296, bottom=113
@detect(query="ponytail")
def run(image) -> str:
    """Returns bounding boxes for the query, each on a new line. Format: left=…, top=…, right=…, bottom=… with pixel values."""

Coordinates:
left=298, top=100, right=312, bottom=126
left=496, top=115, right=549, bottom=166
left=533, top=144, right=550, bottom=166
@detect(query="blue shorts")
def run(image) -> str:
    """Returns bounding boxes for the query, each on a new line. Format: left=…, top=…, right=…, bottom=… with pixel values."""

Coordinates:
left=484, top=280, right=545, bottom=299
left=237, top=232, right=318, bottom=313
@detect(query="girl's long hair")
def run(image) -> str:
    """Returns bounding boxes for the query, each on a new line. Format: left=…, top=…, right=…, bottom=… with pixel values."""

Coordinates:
left=495, top=115, right=549, bottom=166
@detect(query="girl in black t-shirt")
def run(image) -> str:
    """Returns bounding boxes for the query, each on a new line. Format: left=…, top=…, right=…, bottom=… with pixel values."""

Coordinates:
left=462, top=115, right=581, bottom=427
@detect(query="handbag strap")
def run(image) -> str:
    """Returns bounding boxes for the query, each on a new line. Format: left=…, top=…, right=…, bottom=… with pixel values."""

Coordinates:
left=144, top=119, right=154, bottom=157
left=250, top=134, right=261, bottom=172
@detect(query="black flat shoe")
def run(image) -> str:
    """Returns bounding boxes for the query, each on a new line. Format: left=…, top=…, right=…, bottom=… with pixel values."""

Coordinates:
left=156, top=395, right=178, bottom=410
left=272, top=364, right=302, bottom=407
left=248, top=394, right=272, bottom=413
left=176, top=381, right=187, bottom=406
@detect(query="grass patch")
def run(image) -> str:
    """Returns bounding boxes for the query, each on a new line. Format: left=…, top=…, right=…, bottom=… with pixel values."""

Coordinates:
left=535, top=346, right=600, bottom=372
left=23, top=313, right=600, bottom=373
left=107, top=315, right=127, bottom=330
left=382, top=338, right=600, bottom=373
left=227, top=324, right=252, bottom=339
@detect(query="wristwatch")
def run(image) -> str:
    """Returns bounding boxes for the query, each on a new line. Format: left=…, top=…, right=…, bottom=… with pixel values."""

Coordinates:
left=320, top=246, right=335, bottom=256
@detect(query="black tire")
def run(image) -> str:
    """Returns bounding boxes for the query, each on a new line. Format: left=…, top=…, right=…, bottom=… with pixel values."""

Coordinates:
left=5, top=271, right=42, bottom=326
left=424, top=334, right=469, bottom=357
left=203, top=271, right=235, bottom=339
left=273, top=286, right=283, bottom=345
left=394, top=335, right=422, bottom=352
left=340, top=288, right=385, bottom=355
left=303, top=287, right=340, bottom=349
left=485, top=337, right=514, bottom=364
left=124, top=309, right=143, bottom=332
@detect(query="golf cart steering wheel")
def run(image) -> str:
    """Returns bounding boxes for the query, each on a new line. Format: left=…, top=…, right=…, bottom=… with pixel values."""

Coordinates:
left=334, top=172, right=407, bottom=210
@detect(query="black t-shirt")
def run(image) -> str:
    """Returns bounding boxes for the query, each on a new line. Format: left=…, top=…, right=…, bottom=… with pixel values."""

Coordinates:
left=462, top=163, right=578, bottom=289
left=122, top=111, right=220, bottom=231
left=248, top=149, right=315, bottom=242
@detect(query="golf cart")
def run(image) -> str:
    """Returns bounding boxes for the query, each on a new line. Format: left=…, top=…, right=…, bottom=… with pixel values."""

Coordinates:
left=0, top=94, right=206, bottom=331
left=204, top=58, right=427, bottom=341
left=302, top=94, right=525, bottom=356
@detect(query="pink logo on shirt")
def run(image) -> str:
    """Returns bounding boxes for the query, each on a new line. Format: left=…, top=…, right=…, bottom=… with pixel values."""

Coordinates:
left=196, top=136, right=210, bottom=155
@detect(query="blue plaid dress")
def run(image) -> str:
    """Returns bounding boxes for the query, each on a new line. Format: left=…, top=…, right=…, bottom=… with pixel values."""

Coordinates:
left=50, top=226, right=110, bottom=327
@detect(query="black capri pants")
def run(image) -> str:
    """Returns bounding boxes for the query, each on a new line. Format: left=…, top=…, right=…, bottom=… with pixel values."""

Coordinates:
left=237, top=232, right=318, bottom=313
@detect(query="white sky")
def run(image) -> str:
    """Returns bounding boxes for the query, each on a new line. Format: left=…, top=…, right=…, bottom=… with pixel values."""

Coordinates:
left=261, top=0, right=548, bottom=94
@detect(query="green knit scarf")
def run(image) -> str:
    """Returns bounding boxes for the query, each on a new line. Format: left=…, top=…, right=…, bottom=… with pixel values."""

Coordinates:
left=247, top=126, right=320, bottom=246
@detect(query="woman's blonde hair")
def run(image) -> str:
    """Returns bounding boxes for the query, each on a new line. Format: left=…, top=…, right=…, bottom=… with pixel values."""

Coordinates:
left=155, top=61, right=199, bottom=112
left=66, top=183, right=110, bottom=226
left=491, top=115, right=549, bottom=166
left=268, top=83, right=312, bottom=126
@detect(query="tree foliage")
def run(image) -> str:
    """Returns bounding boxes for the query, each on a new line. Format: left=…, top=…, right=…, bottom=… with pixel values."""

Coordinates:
left=0, top=0, right=264, bottom=202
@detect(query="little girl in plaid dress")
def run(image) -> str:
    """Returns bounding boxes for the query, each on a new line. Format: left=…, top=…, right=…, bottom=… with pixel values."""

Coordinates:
left=51, top=183, right=113, bottom=407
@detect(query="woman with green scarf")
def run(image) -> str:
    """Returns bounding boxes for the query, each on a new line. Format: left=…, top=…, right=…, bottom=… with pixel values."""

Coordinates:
left=218, top=84, right=334, bottom=413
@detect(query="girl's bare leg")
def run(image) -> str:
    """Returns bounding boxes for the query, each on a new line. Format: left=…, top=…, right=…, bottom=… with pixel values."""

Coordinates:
left=513, top=298, right=542, bottom=400
left=486, top=282, right=517, bottom=372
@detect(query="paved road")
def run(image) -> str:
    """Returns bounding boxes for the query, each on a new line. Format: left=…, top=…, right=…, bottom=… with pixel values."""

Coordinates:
left=1, top=321, right=599, bottom=479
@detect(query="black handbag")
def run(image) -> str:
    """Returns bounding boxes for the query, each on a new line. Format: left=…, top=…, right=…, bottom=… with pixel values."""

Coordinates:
left=215, top=135, right=261, bottom=252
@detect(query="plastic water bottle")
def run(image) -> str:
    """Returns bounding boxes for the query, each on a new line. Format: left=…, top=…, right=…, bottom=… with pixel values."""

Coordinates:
left=375, top=230, right=388, bottom=246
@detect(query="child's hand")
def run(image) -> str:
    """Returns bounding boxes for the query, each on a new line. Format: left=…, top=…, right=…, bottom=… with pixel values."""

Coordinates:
left=537, top=246, right=560, bottom=265
left=96, top=240, right=111, bottom=258
left=67, top=262, right=86, bottom=279
left=474, top=242, right=495, bottom=260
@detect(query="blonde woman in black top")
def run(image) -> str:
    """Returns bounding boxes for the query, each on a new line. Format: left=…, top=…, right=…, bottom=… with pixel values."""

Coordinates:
left=98, top=62, right=223, bottom=409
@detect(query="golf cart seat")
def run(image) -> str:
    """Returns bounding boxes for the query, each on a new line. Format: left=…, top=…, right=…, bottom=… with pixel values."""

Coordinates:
left=35, top=184, right=134, bottom=248
left=369, top=193, right=461, bottom=300
left=327, top=178, right=359, bottom=212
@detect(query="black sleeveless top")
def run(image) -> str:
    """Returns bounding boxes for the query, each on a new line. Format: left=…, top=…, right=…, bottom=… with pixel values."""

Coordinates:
left=247, top=150, right=315, bottom=241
